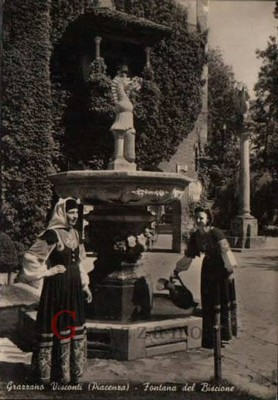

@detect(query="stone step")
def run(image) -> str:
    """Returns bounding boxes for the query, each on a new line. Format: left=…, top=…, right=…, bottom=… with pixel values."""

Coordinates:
left=0, top=337, right=32, bottom=364
left=19, top=309, right=202, bottom=361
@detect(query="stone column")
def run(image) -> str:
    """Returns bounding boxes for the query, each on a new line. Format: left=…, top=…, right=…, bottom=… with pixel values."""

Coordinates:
left=231, top=130, right=258, bottom=248
left=239, top=132, right=251, bottom=216
left=94, top=36, right=102, bottom=59
left=145, top=47, right=151, bottom=68
left=171, top=200, right=182, bottom=253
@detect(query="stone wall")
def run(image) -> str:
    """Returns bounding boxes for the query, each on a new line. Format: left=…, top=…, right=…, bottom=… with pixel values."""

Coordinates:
left=159, top=130, right=198, bottom=179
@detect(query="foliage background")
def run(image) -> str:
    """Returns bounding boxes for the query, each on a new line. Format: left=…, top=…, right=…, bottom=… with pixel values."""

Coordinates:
left=205, top=1, right=278, bottom=232
left=200, top=47, right=240, bottom=229
left=249, top=4, right=278, bottom=232
left=2, top=0, right=207, bottom=250
left=2, top=0, right=54, bottom=255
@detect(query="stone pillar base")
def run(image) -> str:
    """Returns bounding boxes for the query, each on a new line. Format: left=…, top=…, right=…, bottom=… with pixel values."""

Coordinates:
left=108, top=158, right=136, bottom=171
left=91, top=281, right=139, bottom=322
left=88, top=262, right=153, bottom=323
left=230, top=215, right=259, bottom=249
left=227, top=236, right=267, bottom=250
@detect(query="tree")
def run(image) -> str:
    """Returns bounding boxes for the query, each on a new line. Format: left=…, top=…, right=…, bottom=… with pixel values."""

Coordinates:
left=195, top=47, right=245, bottom=229
left=251, top=12, right=278, bottom=175
left=249, top=3, right=278, bottom=228
left=199, top=48, right=240, bottom=228
left=207, top=48, right=239, bottom=174
left=274, top=0, right=278, bottom=19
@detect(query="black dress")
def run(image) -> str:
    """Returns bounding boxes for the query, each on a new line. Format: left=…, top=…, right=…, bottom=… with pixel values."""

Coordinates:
left=32, top=228, right=87, bottom=383
left=186, top=227, right=237, bottom=348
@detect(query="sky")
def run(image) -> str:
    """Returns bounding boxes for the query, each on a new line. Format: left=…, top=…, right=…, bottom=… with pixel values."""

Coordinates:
left=209, top=0, right=277, bottom=98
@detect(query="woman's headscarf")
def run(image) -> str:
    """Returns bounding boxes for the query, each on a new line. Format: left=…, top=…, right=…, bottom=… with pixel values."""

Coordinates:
left=22, top=197, right=79, bottom=285
left=44, top=197, right=79, bottom=231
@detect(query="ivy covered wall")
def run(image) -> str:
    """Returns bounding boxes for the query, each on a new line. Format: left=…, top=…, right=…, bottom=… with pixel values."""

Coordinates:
left=2, top=0, right=54, bottom=252
left=2, top=0, right=207, bottom=250
left=49, top=0, right=206, bottom=170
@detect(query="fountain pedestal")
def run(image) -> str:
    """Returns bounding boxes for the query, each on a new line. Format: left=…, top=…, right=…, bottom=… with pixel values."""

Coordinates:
left=108, top=130, right=137, bottom=171
left=91, top=262, right=152, bottom=322
left=84, top=203, right=154, bottom=321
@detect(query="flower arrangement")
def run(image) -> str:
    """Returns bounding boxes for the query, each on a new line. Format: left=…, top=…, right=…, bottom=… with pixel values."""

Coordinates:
left=113, top=235, right=145, bottom=263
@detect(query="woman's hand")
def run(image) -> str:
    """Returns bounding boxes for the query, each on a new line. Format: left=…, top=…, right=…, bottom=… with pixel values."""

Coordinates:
left=228, top=272, right=235, bottom=281
left=172, top=270, right=179, bottom=278
left=46, top=265, right=66, bottom=277
left=83, top=285, right=92, bottom=303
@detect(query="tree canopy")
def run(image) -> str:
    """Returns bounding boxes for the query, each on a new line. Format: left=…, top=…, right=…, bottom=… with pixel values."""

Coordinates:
left=206, top=2, right=278, bottom=231
left=200, top=47, right=240, bottom=227
left=207, top=47, right=242, bottom=163
left=251, top=6, right=278, bottom=175
left=204, top=48, right=239, bottom=197
left=249, top=3, right=278, bottom=229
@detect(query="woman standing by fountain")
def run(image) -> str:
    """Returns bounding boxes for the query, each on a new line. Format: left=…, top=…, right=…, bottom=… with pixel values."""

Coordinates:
left=173, top=207, right=238, bottom=349
left=22, top=198, right=92, bottom=384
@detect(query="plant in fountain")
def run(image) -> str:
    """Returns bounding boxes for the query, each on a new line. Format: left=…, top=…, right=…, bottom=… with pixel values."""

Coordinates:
left=113, top=235, right=146, bottom=264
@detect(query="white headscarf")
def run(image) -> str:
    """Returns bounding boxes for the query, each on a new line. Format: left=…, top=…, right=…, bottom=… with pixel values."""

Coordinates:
left=21, top=197, right=81, bottom=286
left=42, top=197, right=78, bottom=232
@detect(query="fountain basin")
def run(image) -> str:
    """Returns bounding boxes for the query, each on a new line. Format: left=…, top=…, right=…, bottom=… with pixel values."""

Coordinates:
left=49, top=170, right=192, bottom=206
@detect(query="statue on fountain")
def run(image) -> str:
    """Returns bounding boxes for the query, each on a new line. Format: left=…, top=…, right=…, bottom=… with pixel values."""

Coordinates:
left=109, top=63, right=142, bottom=170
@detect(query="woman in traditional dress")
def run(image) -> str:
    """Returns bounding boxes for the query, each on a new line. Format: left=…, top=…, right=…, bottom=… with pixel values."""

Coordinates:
left=22, top=197, right=92, bottom=383
left=173, top=207, right=237, bottom=349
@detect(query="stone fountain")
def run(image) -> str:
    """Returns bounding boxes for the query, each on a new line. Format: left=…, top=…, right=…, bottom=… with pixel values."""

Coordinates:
left=48, top=1, right=202, bottom=360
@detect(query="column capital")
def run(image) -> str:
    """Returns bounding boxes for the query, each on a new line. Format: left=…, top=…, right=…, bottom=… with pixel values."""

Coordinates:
left=240, top=131, right=250, bottom=140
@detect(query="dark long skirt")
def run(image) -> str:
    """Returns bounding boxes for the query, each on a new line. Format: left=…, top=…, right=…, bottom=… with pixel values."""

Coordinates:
left=32, top=260, right=86, bottom=383
left=201, top=257, right=237, bottom=349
